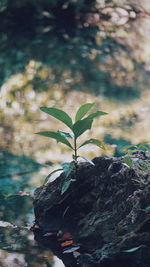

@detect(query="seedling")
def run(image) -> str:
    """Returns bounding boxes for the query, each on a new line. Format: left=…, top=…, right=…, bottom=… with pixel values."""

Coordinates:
left=36, top=103, right=108, bottom=194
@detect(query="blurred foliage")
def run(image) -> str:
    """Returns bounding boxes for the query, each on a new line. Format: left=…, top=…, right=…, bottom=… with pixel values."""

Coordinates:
left=0, top=150, right=56, bottom=266
left=104, top=134, right=131, bottom=156
left=0, top=225, right=55, bottom=267
left=0, top=151, right=42, bottom=180
left=0, top=151, right=42, bottom=223
left=0, top=0, right=150, bottom=98
left=0, top=194, right=33, bottom=224
left=0, top=0, right=149, bottom=160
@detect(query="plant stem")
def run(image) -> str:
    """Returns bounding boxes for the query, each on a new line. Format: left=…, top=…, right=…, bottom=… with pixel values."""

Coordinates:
left=74, top=137, right=78, bottom=174
left=74, top=137, right=77, bottom=162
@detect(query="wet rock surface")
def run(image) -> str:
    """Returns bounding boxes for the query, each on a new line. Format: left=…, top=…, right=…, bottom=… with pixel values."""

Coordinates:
left=33, top=151, right=150, bottom=267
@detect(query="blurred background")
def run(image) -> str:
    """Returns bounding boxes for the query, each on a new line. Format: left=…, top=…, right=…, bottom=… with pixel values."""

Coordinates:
left=0, top=0, right=150, bottom=266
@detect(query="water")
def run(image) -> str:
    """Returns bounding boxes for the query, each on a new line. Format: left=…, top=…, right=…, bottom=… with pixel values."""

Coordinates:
left=0, top=1, right=150, bottom=266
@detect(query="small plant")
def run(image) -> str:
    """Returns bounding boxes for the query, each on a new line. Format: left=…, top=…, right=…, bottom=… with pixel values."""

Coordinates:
left=121, top=143, right=150, bottom=155
left=121, top=143, right=150, bottom=168
left=36, top=103, right=108, bottom=194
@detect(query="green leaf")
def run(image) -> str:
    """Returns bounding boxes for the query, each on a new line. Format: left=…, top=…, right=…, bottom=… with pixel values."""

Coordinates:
left=35, top=131, right=73, bottom=149
left=124, top=156, right=133, bottom=167
left=61, top=161, right=76, bottom=178
left=75, top=103, right=94, bottom=122
left=63, top=206, right=70, bottom=218
left=78, top=138, right=105, bottom=150
left=72, top=118, right=93, bottom=138
left=61, top=179, right=75, bottom=195
left=86, top=110, right=108, bottom=120
left=121, top=145, right=137, bottom=153
left=43, top=168, right=63, bottom=185
left=137, top=142, right=150, bottom=151
left=58, top=130, right=74, bottom=139
left=40, top=107, right=73, bottom=129
left=123, top=245, right=145, bottom=253
left=81, top=156, right=95, bottom=166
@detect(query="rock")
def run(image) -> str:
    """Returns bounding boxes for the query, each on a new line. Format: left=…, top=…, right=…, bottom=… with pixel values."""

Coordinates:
left=33, top=151, right=150, bottom=267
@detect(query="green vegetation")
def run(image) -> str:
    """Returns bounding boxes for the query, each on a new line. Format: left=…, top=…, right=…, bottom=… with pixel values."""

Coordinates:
left=120, top=143, right=150, bottom=186
left=36, top=103, right=107, bottom=193
left=0, top=0, right=149, bottom=100
left=121, top=143, right=150, bottom=168
left=1, top=0, right=150, bottom=162
left=121, top=143, right=150, bottom=155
